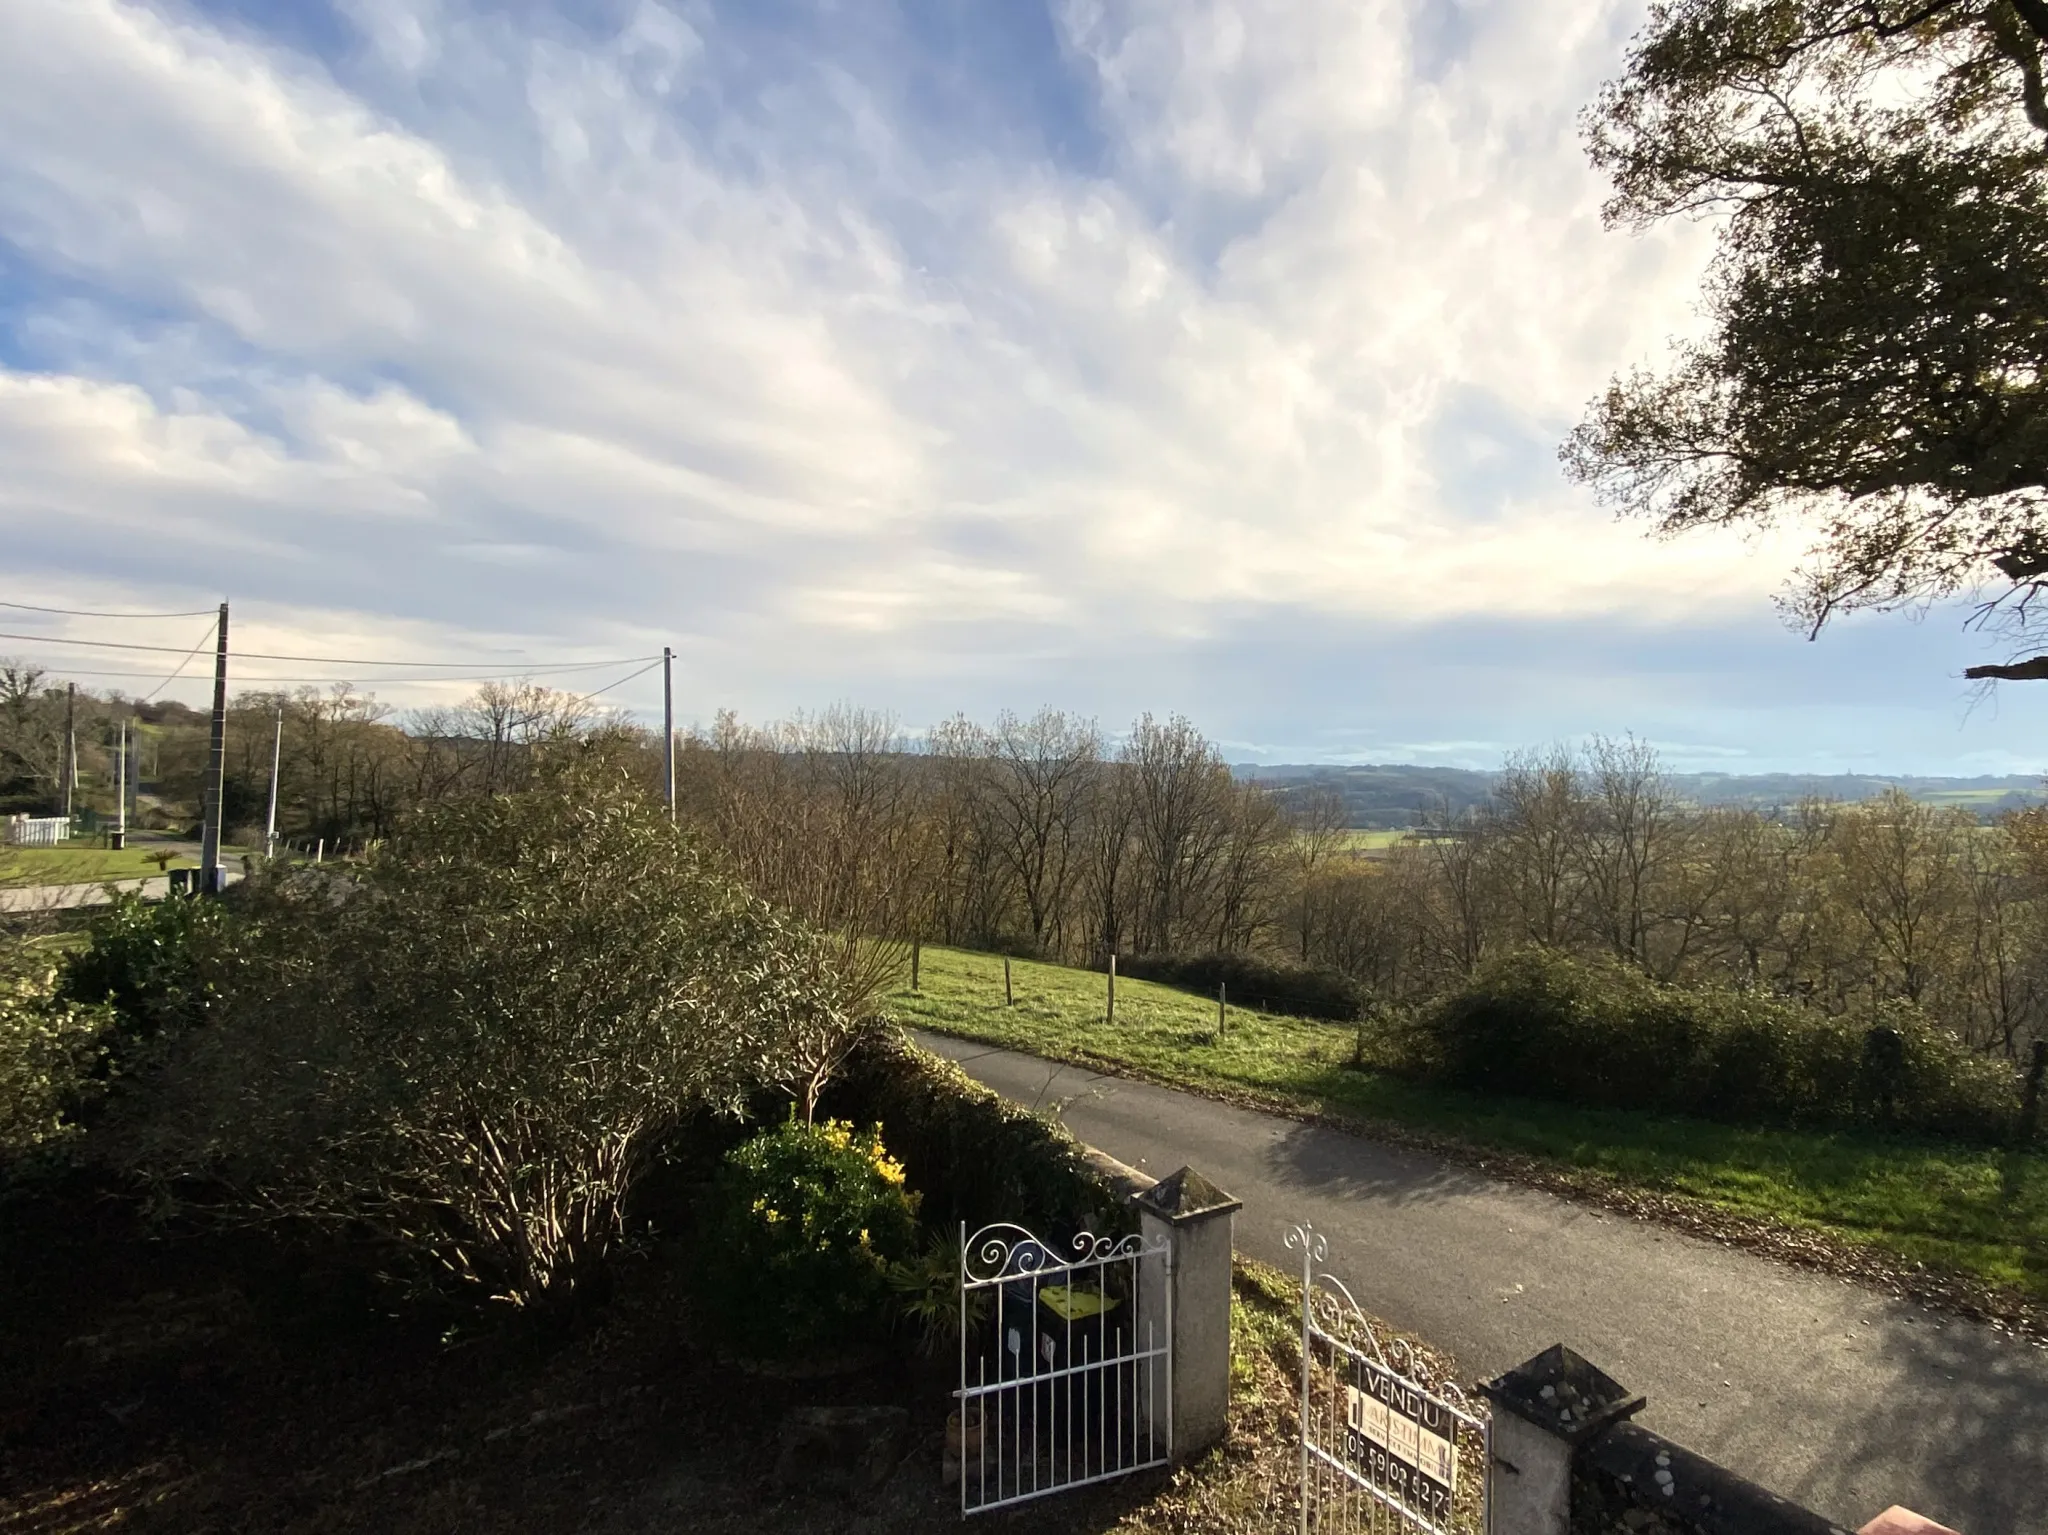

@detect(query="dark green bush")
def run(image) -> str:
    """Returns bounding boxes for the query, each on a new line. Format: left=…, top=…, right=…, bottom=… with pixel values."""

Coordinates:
left=109, top=767, right=862, bottom=1311
left=823, top=1030, right=1129, bottom=1238
left=1417, top=948, right=2021, bottom=1141
left=1110, top=952, right=1363, bottom=1022
left=691, top=1115, right=920, bottom=1358
left=59, top=889, right=233, bottom=1041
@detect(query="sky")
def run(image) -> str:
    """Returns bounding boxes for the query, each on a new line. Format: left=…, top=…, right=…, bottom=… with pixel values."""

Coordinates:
left=0, top=0, right=2042, bottom=776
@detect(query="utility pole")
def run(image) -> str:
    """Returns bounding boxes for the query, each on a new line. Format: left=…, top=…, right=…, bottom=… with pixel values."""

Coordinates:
left=61, top=682, right=75, bottom=825
left=662, top=645, right=675, bottom=823
left=199, top=601, right=228, bottom=894
left=264, top=703, right=283, bottom=861
left=112, top=720, right=127, bottom=851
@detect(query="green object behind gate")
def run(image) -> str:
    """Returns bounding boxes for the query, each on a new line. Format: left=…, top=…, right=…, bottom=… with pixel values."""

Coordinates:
left=1037, top=1284, right=1117, bottom=1323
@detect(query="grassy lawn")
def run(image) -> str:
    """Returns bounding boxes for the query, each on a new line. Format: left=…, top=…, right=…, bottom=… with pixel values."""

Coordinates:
left=0, top=844, right=194, bottom=888
left=888, top=944, right=2048, bottom=1303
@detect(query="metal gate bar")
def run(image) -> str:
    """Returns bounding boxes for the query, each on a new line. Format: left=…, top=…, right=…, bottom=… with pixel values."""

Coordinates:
left=957, top=1222, right=1171, bottom=1515
left=1289, top=1223, right=1490, bottom=1535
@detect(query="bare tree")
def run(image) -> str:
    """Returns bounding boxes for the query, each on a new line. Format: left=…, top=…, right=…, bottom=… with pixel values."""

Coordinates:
left=1282, top=782, right=1351, bottom=962
left=1491, top=746, right=1586, bottom=949
left=1406, top=798, right=1498, bottom=979
left=0, top=660, right=64, bottom=804
left=919, top=714, right=1010, bottom=948
left=1830, top=790, right=1967, bottom=1007
left=986, top=709, right=1101, bottom=955
left=1575, top=735, right=1684, bottom=971
left=1079, top=756, right=1141, bottom=962
left=1211, top=782, right=1288, bottom=953
left=1126, top=714, right=1232, bottom=954
left=1953, top=821, right=2044, bottom=1056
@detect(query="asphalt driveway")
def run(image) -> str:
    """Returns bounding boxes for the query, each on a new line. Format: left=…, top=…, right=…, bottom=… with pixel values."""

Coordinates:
left=912, top=1030, right=2048, bottom=1535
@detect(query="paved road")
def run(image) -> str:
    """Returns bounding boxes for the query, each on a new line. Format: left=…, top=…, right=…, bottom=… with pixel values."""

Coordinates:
left=0, top=868, right=244, bottom=913
left=0, top=874, right=173, bottom=912
left=915, top=1031, right=2048, bottom=1535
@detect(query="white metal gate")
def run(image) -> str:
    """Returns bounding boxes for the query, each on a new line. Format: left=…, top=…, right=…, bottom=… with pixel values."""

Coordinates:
left=956, top=1222, right=1171, bottom=1515
left=1289, top=1224, right=1490, bottom=1535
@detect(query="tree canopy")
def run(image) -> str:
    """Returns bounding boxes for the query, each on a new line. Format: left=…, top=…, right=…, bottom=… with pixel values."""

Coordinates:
left=1563, top=1, right=2048, bottom=679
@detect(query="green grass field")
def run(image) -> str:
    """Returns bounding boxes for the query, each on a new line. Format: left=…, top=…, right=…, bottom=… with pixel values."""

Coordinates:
left=887, top=944, right=2048, bottom=1302
left=1330, top=828, right=1408, bottom=851
left=0, top=845, right=195, bottom=888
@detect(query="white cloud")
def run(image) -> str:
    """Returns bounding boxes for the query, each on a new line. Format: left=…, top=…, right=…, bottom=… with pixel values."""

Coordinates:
left=0, top=0, right=2029, bottom=768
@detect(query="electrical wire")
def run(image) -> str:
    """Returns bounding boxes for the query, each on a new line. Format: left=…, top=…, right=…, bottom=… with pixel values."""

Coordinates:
left=140, top=621, right=221, bottom=704
left=0, top=630, right=660, bottom=669
left=1, top=657, right=659, bottom=686
left=0, top=599, right=220, bottom=619
left=569, top=655, right=666, bottom=705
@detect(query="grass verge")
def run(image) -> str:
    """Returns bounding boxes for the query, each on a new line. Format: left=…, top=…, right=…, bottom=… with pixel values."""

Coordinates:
left=0, top=846, right=193, bottom=888
left=887, top=945, right=2048, bottom=1318
left=1118, top=1257, right=1479, bottom=1535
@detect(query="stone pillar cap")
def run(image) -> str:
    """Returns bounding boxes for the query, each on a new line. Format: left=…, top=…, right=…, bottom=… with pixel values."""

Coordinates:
left=1480, top=1343, right=1645, bottom=1445
left=1132, top=1166, right=1242, bottom=1225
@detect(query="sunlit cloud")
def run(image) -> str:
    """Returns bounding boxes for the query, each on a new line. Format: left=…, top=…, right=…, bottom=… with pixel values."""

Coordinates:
left=0, top=0, right=2038, bottom=773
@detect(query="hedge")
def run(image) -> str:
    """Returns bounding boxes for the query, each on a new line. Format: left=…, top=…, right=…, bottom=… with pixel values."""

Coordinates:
left=820, top=1028, right=1131, bottom=1239
left=1107, top=952, right=1364, bottom=1022
left=1414, top=947, right=2024, bottom=1142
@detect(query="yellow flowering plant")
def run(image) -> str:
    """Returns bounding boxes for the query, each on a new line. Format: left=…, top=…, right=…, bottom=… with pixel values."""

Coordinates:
left=692, top=1112, right=920, bottom=1358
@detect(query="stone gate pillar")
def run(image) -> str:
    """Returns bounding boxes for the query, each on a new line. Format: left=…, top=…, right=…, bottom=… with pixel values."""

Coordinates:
left=1134, top=1165, right=1241, bottom=1462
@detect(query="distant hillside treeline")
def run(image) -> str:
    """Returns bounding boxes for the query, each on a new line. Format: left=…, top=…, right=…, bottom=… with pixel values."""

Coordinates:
left=1238, top=763, right=2045, bottom=828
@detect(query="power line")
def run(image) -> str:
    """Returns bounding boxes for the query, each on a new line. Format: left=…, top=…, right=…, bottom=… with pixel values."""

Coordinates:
left=572, top=656, right=666, bottom=705
left=0, top=599, right=220, bottom=618
left=0, top=629, right=659, bottom=669
left=4, top=657, right=661, bottom=686
left=141, top=621, right=221, bottom=703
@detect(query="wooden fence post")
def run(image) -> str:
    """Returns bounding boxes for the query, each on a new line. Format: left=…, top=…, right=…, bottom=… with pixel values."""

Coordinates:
left=1217, top=982, right=1226, bottom=1041
left=1003, top=954, right=1013, bottom=1006
left=1107, top=952, right=1116, bottom=1025
left=911, top=939, right=921, bottom=994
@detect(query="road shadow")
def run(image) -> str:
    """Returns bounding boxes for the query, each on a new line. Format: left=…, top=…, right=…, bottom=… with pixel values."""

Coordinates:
left=1786, top=1302, right=2048, bottom=1532
left=1256, top=1119, right=1500, bottom=1210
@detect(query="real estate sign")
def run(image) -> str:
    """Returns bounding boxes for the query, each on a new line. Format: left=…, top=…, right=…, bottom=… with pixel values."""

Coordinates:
left=1342, top=1355, right=1459, bottom=1526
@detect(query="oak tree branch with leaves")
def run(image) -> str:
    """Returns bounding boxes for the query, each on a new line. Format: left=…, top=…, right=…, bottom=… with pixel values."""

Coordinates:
left=1564, top=1, right=2048, bottom=677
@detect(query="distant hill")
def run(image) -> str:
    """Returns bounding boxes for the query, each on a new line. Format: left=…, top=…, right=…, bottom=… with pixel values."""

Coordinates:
left=1234, top=763, right=2047, bottom=829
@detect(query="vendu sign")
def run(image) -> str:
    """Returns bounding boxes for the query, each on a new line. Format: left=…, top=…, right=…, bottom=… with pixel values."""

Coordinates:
left=1343, top=1356, right=1460, bottom=1523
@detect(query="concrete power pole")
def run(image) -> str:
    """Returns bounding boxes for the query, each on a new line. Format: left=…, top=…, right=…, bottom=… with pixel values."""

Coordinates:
left=662, top=645, right=675, bottom=823
left=264, top=703, right=282, bottom=861
left=61, top=682, right=75, bottom=824
left=199, top=601, right=229, bottom=894
left=112, top=720, right=127, bottom=851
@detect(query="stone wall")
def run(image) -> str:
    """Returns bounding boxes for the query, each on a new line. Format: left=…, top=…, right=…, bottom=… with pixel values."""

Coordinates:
left=1485, top=1345, right=1855, bottom=1535
left=1570, top=1420, right=1848, bottom=1535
